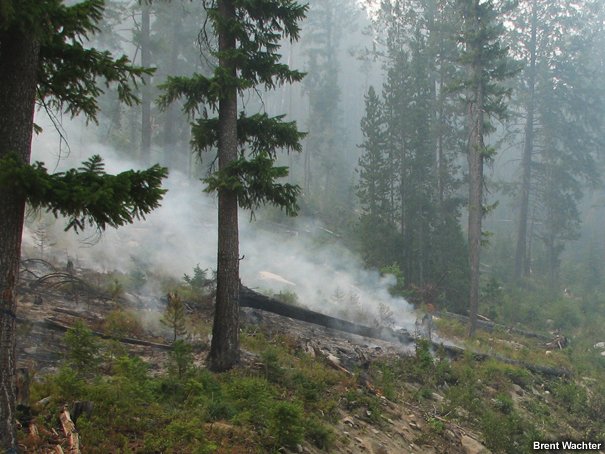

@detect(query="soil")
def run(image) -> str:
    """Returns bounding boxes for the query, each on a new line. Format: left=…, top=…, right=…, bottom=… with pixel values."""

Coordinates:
left=14, top=260, right=492, bottom=454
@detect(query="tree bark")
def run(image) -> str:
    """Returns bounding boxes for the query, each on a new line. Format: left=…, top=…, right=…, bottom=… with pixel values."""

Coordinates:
left=513, top=0, right=537, bottom=281
left=140, top=0, right=152, bottom=166
left=209, top=0, right=241, bottom=372
left=0, top=27, right=40, bottom=453
left=467, top=9, right=485, bottom=338
left=163, top=16, right=179, bottom=168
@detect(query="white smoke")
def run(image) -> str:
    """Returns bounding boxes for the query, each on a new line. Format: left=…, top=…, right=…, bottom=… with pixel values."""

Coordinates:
left=26, top=115, right=415, bottom=330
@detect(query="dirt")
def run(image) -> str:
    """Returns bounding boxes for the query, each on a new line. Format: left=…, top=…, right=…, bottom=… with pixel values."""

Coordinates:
left=14, top=260, right=492, bottom=454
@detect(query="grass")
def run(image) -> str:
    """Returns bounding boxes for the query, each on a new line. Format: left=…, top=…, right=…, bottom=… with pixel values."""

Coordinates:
left=19, top=277, right=605, bottom=454
left=25, top=323, right=342, bottom=454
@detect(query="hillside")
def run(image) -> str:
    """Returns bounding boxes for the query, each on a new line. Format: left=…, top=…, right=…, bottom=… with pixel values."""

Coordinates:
left=13, top=259, right=605, bottom=454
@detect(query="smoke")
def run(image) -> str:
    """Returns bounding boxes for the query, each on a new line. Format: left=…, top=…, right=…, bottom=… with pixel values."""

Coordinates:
left=26, top=115, right=416, bottom=331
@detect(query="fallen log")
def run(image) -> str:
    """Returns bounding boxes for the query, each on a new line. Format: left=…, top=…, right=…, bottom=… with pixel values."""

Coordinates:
left=32, top=319, right=173, bottom=351
left=239, top=286, right=572, bottom=378
left=60, top=407, right=80, bottom=454
left=51, top=307, right=101, bottom=321
left=239, top=286, right=414, bottom=346
left=436, top=311, right=551, bottom=340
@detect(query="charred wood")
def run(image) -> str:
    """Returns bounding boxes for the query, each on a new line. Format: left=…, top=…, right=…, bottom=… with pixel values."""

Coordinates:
left=239, top=286, right=571, bottom=378
left=435, top=311, right=551, bottom=340
left=239, top=286, right=414, bottom=346
left=68, top=401, right=94, bottom=425
left=32, top=319, right=173, bottom=351
left=59, top=407, right=80, bottom=454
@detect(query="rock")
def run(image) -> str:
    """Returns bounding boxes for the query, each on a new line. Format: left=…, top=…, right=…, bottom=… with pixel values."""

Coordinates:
left=295, top=444, right=303, bottom=453
left=511, top=384, right=523, bottom=395
left=371, top=441, right=389, bottom=454
left=600, top=351, right=605, bottom=357
left=326, top=353, right=341, bottom=365
left=461, top=435, right=492, bottom=454
left=431, top=392, right=444, bottom=402
left=342, top=416, right=355, bottom=427
left=594, top=342, right=605, bottom=349
left=445, top=429, right=458, bottom=443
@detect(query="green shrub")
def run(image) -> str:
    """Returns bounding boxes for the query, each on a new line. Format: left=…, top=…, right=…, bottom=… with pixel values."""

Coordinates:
left=52, top=366, right=86, bottom=400
left=168, top=339, right=194, bottom=379
left=104, top=309, right=145, bottom=338
left=268, top=401, right=304, bottom=447
left=494, top=393, right=514, bottom=415
left=305, top=416, right=335, bottom=449
left=552, top=381, right=588, bottom=414
left=206, top=399, right=237, bottom=422
left=261, top=347, right=286, bottom=383
left=62, top=320, right=101, bottom=375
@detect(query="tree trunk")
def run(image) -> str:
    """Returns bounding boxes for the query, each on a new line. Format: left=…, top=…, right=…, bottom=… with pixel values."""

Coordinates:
left=467, top=11, right=485, bottom=337
left=0, top=28, right=40, bottom=453
left=140, top=0, right=152, bottom=166
left=163, top=17, right=179, bottom=168
left=467, top=102, right=484, bottom=337
left=209, top=0, right=241, bottom=372
left=513, top=0, right=537, bottom=281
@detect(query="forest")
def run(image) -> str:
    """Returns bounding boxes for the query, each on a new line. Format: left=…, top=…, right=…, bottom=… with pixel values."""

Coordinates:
left=2, top=0, right=605, bottom=453
left=29, top=0, right=604, bottom=329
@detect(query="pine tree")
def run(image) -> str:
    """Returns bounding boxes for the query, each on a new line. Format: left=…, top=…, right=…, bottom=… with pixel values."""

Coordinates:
left=507, top=0, right=604, bottom=285
left=160, top=293, right=188, bottom=342
left=159, top=0, right=307, bottom=372
left=454, top=0, right=516, bottom=335
left=0, top=2, right=167, bottom=450
left=356, top=86, right=397, bottom=267
left=301, top=0, right=358, bottom=220
left=364, top=0, right=464, bottom=303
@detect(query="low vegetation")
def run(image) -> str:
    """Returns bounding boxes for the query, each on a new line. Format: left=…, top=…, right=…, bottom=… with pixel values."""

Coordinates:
left=14, top=264, right=605, bottom=454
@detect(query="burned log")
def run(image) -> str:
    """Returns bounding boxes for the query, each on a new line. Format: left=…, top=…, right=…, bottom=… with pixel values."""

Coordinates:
left=69, top=401, right=94, bottom=424
left=239, top=286, right=414, bottom=346
left=16, top=368, right=30, bottom=408
left=436, top=311, right=551, bottom=340
left=238, top=286, right=572, bottom=378
left=59, top=407, right=80, bottom=454
left=34, top=319, right=173, bottom=351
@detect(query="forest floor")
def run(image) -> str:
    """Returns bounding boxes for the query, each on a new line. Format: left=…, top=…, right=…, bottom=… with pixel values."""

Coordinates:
left=13, top=258, right=605, bottom=454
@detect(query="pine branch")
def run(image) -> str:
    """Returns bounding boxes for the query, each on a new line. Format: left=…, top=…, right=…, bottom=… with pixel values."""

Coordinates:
left=0, top=153, right=168, bottom=232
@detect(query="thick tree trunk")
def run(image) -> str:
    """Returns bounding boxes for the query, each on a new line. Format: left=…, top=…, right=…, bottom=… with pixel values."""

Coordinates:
left=140, top=0, right=152, bottom=166
left=467, top=99, right=484, bottom=337
left=163, top=17, right=179, bottom=168
left=209, top=0, right=240, bottom=372
left=0, top=28, right=40, bottom=453
left=467, top=20, right=485, bottom=337
left=513, top=0, right=538, bottom=281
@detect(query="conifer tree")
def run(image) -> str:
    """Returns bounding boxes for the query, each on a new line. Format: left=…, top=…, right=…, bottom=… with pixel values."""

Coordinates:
left=0, top=1, right=167, bottom=450
left=160, top=293, right=188, bottom=342
left=301, top=0, right=358, bottom=220
left=159, top=0, right=307, bottom=372
left=454, top=0, right=516, bottom=335
left=356, top=86, right=396, bottom=267
left=507, top=0, right=604, bottom=285
left=362, top=0, right=467, bottom=307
